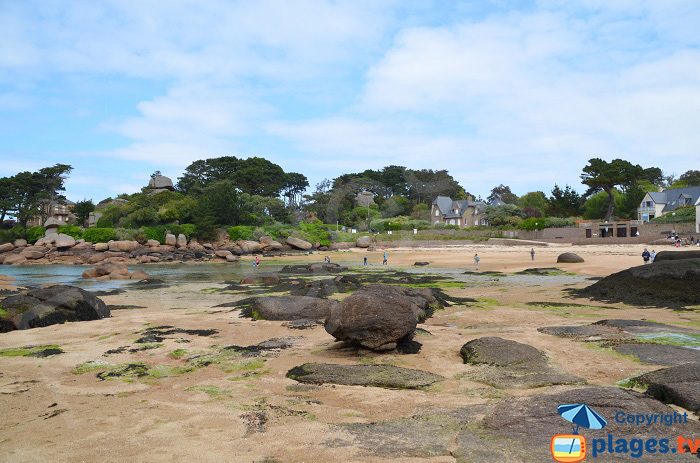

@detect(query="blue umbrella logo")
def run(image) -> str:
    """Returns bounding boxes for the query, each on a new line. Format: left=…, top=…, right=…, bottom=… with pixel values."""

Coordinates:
left=558, top=403, right=607, bottom=434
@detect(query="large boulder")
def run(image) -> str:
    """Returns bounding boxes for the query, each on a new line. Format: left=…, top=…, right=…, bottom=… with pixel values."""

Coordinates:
left=654, top=250, right=700, bottom=262
left=240, top=273, right=281, bottom=285
left=215, top=250, right=233, bottom=259
left=176, top=234, right=187, bottom=248
left=356, top=236, right=371, bottom=248
left=44, top=218, right=61, bottom=235
left=54, top=233, right=76, bottom=249
left=238, top=240, right=264, bottom=253
left=108, top=240, right=139, bottom=252
left=0, top=243, right=14, bottom=253
left=2, top=254, right=27, bottom=265
left=250, top=296, right=339, bottom=321
left=94, top=242, right=110, bottom=251
left=286, top=237, right=312, bottom=250
left=0, top=285, right=110, bottom=332
left=13, top=239, right=27, bottom=247
left=325, top=286, right=419, bottom=351
left=356, top=285, right=441, bottom=322
left=307, top=262, right=346, bottom=272
left=574, top=259, right=700, bottom=307
left=556, top=252, right=584, bottom=263
left=21, top=250, right=45, bottom=260
left=165, top=233, right=177, bottom=246
left=130, top=270, right=152, bottom=281
left=146, top=239, right=160, bottom=247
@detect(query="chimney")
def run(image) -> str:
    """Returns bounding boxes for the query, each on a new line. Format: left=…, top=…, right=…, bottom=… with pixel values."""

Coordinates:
left=658, top=186, right=665, bottom=192
left=466, top=195, right=474, bottom=202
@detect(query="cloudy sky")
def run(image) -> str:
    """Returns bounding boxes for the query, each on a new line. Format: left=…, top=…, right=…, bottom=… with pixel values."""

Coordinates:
left=1, top=0, right=699, bottom=202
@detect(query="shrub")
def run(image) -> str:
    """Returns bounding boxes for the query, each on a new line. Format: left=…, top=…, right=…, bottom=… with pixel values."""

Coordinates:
left=0, top=225, right=28, bottom=244
left=228, top=226, right=254, bottom=241
left=543, top=217, right=576, bottom=228
left=143, top=226, right=166, bottom=244
left=297, top=221, right=331, bottom=246
left=114, top=228, right=140, bottom=241
left=57, top=225, right=83, bottom=239
left=517, top=217, right=545, bottom=230
left=169, top=223, right=196, bottom=239
left=83, top=228, right=116, bottom=243
left=651, top=206, right=696, bottom=223
left=27, top=226, right=45, bottom=244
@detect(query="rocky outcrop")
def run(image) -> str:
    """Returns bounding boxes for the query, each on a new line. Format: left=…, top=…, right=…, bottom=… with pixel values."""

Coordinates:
left=81, top=262, right=152, bottom=281
left=653, top=250, right=700, bottom=262
left=44, top=218, right=61, bottom=234
left=459, top=337, right=584, bottom=389
left=286, top=237, right=312, bottom=250
left=176, top=234, right=187, bottom=248
left=287, top=363, right=445, bottom=389
left=240, top=273, right=281, bottom=285
left=146, top=239, right=160, bottom=247
left=0, top=243, right=14, bottom=253
left=356, top=236, right=371, bottom=248
left=632, top=363, right=700, bottom=414
left=13, top=239, right=27, bottom=247
left=574, top=259, right=700, bottom=307
left=250, top=296, right=338, bottom=321
left=165, top=234, right=176, bottom=246
left=0, top=285, right=110, bottom=332
left=556, top=252, right=584, bottom=263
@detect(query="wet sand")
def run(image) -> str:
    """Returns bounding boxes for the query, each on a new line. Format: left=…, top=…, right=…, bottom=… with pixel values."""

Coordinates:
left=1, top=244, right=698, bottom=463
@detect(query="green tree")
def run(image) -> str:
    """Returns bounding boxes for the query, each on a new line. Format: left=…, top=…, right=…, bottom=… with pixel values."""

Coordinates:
left=580, top=158, right=644, bottom=221
left=517, top=191, right=548, bottom=212
left=0, top=177, right=16, bottom=225
left=582, top=190, right=624, bottom=220
left=404, top=169, right=464, bottom=204
left=619, top=184, right=647, bottom=219
left=679, top=170, right=700, bottom=187
left=487, top=184, right=518, bottom=204
left=72, top=199, right=95, bottom=227
left=547, top=184, right=582, bottom=217
left=201, top=180, right=243, bottom=225
left=380, top=196, right=410, bottom=218
left=484, top=204, right=524, bottom=227
left=281, top=172, right=309, bottom=208
left=36, top=164, right=73, bottom=225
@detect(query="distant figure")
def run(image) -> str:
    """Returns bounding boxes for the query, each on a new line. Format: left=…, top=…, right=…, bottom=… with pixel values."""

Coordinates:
left=324, top=255, right=331, bottom=264
left=642, top=248, right=651, bottom=264
left=690, top=236, right=695, bottom=244
left=474, top=253, right=480, bottom=271
left=255, top=256, right=260, bottom=266
left=363, top=256, right=368, bottom=266
left=651, top=250, right=656, bottom=263
left=676, top=239, right=681, bottom=247
left=383, top=252, right=387, bottom=265
left=252, top=259, right=257, bottom=268
left=530, top=248, right=535, bottom=261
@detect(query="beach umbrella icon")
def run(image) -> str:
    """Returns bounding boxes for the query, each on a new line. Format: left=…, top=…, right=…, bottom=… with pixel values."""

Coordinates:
left=558, top=403, right=607, bottom=434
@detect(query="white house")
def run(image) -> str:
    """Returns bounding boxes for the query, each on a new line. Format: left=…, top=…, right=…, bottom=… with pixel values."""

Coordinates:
left=638, top=186, right=700, bottom=222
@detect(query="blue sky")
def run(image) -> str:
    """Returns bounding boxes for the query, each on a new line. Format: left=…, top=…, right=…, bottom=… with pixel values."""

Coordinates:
left=1, top=0, right=699, bottom=203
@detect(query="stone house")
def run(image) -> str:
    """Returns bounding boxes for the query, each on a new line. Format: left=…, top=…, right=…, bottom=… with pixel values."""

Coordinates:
left=431, top=195, right=490, bottom=227
left=26, top=199, right=75, bottom=227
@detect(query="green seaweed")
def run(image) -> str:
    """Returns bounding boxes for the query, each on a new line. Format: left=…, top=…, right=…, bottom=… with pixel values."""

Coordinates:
left=0, top=345, right=63, bottom=357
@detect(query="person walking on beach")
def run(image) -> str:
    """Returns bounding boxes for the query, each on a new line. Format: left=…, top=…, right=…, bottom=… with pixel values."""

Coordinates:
left=651, top=249, right=656, bottom=263
left=383, top=252, right=387, bottom=265
left=642, top=248, right=651, bottom=264
left=255, top=256, right=260, bottom=266
left=474, top=253, right=480, bottom=271
left=530, top=248, right=535, bottom=261
left=363, top=256, right=368, bottom=266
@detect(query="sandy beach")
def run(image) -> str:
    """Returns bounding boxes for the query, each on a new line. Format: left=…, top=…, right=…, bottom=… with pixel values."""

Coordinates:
left=1, top=244, right=698, bottom=463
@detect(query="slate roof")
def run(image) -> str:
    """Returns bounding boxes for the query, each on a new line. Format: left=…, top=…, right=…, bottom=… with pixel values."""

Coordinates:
left=432, top=196, right=488, bottom=219
left=646, top=187, right=700, bottom=212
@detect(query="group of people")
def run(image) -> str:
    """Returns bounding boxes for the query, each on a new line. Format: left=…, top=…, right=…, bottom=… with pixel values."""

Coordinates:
left=363, top=253, right=388, bottom=266
left=642, top=248, right=657, bottom=264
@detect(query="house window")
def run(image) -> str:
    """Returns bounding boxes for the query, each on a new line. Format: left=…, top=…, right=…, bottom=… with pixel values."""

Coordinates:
left=435, top=209, right=439, bottom=216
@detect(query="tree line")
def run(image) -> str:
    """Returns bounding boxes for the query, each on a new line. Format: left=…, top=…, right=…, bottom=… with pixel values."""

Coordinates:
left=1, top=156, right=698, bottom=239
